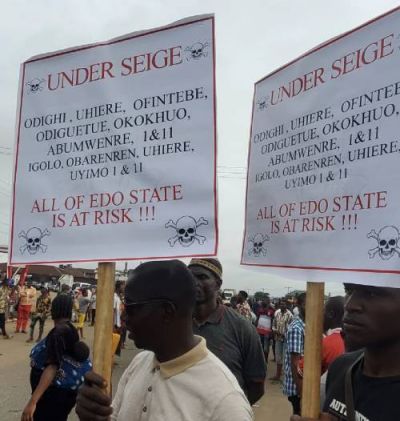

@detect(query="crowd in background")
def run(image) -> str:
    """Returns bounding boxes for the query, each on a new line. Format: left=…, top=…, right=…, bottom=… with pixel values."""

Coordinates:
left=0, top=276, right=127, bottom=354
left=2, top=262, right=399, bottom=421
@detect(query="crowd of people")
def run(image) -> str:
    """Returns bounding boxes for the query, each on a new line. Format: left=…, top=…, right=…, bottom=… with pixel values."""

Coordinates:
left=1, top=259, right=400, bottom=420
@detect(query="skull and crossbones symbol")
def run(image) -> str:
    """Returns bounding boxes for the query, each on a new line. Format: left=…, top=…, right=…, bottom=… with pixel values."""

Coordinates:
left=26, top=78, right=45, bottom=94
left=257, top=96, right=269, bottom=111
left=248, top=233, right=269, bottom=257
left=165, top=216, right=208, bottom=247
left=367, top=225, right=400, bottom=260
left=19, top=227, right=50, bottom=255
left=185, top=42, right=209, bottom=60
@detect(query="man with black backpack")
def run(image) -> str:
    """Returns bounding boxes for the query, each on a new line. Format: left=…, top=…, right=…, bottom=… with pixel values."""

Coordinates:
left=291, top=283, right=400, bottom=421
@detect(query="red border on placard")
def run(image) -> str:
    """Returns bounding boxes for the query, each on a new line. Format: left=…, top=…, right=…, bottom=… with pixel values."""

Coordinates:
left=9, top=16, right=218, bottom=265
left=211, top=17, right=219, bottom=258
left=256, top=5, right=400, bottom=85
left=241, top=5, right=400, bottom=275
left=9, top=64, right=26, bottom=265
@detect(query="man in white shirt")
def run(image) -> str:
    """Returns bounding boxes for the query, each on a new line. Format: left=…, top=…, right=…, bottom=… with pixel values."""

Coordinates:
left=113, top=281, right=123, bottom=356
left=113, top=282, right=122, bottom=329
left=76, top=260, right=253, bottom=421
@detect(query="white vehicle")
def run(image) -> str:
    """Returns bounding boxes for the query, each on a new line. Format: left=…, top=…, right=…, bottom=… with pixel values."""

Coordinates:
left=222, top=288, right=236, bottom=304
left=72, top=282, right=92, bottom=291
left=59, top=274, right=74, bottom=290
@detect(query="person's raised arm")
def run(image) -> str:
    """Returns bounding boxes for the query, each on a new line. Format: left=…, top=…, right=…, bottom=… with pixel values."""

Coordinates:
left=76, top=371, right=113, bottom=421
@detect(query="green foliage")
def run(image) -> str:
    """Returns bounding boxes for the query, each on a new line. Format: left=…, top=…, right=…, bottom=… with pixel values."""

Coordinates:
left=254, top=291, right=270, bottom=302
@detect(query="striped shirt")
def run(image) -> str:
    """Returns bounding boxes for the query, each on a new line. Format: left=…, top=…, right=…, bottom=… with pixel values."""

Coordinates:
left=272, top=309, right=293, bottom=339
left=283, top=317, right=305, bottom=397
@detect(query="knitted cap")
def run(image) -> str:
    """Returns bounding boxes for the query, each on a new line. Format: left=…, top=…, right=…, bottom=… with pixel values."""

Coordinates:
left=188, top=258, right=223, bottom=280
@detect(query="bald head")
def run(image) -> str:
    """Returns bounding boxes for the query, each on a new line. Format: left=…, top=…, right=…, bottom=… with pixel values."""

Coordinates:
left=126, top=260, right=196, bottom=316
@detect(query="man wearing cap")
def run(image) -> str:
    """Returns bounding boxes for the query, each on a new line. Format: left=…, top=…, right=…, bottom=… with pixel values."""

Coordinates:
left=189, top=258, right=266, bottom=404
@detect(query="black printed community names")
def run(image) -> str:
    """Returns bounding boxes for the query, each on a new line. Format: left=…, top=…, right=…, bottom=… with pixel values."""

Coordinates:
left=23, top=87, right=208, bottom=182
left=252, top=80, right=400, bottom=191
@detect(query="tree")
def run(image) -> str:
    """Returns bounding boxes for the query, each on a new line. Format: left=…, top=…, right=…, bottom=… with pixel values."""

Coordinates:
left=254, top=291, right=270, bottom=302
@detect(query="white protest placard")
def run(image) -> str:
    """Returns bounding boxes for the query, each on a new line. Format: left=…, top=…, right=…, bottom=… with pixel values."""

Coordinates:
left=242, top=7, right=400, bottom=286
left=9, top=15, right=217, bottom=264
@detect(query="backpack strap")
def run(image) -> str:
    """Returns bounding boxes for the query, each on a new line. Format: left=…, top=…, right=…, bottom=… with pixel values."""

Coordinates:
left=344, top=352, right=364, bottom=421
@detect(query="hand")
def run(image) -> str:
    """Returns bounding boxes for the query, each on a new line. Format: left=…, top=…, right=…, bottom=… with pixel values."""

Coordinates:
left=290, top=413, right=337, bottom=421
left=21, top=400, right=36, bottom=421
left=76, top=371, right=113, bottom=421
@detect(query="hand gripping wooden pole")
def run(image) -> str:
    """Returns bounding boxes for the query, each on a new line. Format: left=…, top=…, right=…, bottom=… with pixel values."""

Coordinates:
left=93, top=262, right=115, bottom=395
left=301, top=282, right=325, bottom=417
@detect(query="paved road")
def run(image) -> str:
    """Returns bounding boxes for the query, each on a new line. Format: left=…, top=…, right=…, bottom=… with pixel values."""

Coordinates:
left=0, top=319, right=291, bottom=420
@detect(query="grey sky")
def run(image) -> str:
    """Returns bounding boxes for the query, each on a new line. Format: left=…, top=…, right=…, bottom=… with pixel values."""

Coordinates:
left=1, top=0, right=398, bottom=296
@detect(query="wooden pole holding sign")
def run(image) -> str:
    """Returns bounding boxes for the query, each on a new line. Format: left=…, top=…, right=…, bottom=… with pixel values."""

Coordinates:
left=93, top=262, right=115, bottom=395
left=301, top=282, right=325, bottom=417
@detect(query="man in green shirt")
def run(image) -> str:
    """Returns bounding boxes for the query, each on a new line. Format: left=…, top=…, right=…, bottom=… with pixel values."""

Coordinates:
left=190, top=258, right=266, bottom=404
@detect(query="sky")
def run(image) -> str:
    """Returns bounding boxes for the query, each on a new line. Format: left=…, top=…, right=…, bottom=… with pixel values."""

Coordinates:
left=0, top=0, right=399, bottom=297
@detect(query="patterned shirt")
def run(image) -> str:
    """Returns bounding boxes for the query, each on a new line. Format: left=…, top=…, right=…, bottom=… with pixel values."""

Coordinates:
left=35, top=295, right=52, bottom=317
left=0, top=286, right=9, bottom=313
left=236, top=301, right=252, bottom=321
left=283, top=317, right=305, bottom=397
left=272, top=309, right=293, bottom=340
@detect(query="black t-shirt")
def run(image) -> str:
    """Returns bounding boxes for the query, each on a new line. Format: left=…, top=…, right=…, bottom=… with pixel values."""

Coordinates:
left=324, top=351, right=400, bottom=420
left=193, top=305, right=266, bottom=392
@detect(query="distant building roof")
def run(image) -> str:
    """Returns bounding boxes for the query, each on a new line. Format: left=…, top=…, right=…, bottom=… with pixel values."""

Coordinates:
left=0, top=263, right=95, bottom=281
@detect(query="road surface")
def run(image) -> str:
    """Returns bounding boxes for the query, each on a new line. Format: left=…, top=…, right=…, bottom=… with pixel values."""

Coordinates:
left=0, top=319, right=291, bottom=420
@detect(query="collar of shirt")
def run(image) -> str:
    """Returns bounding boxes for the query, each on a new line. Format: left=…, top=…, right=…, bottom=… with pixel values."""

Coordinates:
left=153, top=336, right=208, bottom=379
left=290, top=317, right=305, bottom=330
left=325, top=327, right=342, bottom=337
left=193, top=304, right=225, bottom=327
